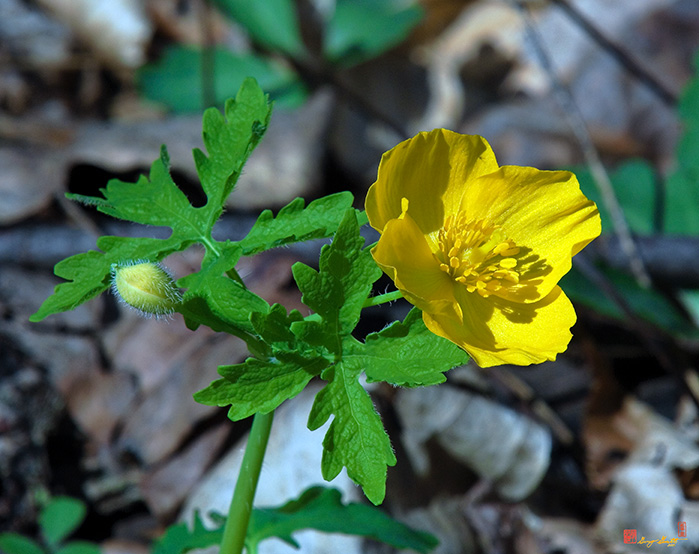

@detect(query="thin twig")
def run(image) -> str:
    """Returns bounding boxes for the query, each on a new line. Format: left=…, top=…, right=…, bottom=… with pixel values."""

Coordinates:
left=199, top=0, right=216, bottom=110
left=512, top=0, right=652, bottom=289
left=551, top=0, right=678, bottom=107
left=289, top=56, right=410, bottom=139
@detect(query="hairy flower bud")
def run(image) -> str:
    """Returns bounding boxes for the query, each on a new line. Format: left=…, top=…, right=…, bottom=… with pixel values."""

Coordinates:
left=111, top=261, right=181, bottom=317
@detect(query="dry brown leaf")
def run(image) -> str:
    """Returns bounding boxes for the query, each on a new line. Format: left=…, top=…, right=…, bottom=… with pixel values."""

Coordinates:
left=36, top=0, right=152, bottom=69
left=409, top=0, right=480, bottom=47
left=100, top=538, right=150, bottom=554
left=396, top=384, right=551, bottom=501
left=520, top=517, right=598, bottom=554
left=396, top=496, right=477, bottom=554
left=0, top=144, right=67, bottom=225
left=140, top=423, right=229, bottom=519
left=1, top=85, right=331, bottom=226
left=413, top=1, right=528, bottom=131
left=585, top=379, right=699, bottom=551
left=595, top=463, right=694, bottom=553
left=110, top=319, right=246, bottom=466
left=584, top=395, right=699, bottom=490
left=147, top=0, right=231, bottom=45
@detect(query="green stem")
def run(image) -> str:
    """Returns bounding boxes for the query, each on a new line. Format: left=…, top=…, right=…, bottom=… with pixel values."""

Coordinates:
left=219, top=410, right=275, bottom=554
left=362, top=289, right=403, bottom=308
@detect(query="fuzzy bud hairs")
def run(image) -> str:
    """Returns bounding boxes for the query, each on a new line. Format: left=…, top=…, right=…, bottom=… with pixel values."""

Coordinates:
left=111, top=260, right=182, bottom=318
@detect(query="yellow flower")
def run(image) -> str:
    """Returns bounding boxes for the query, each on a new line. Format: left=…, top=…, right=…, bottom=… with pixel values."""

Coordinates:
left=365, top=129, right=601, bottom=367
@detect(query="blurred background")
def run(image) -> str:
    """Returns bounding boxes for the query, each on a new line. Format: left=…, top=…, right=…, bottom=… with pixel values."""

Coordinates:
left=2, top=0, right=699, bottom=552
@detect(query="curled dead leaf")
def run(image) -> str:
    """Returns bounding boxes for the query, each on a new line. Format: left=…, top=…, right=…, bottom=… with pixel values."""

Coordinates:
left=397, top=385, right=551, bottom=501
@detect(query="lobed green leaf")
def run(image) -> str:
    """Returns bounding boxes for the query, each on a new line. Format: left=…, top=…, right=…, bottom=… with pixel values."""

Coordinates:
left=151, top=511, right=223, bottom=554
left=308, top=364, right=396, bottom=505
left=195, top=350, right=328, bottom=420
left=151, top=488, right=437, bottom=554
left=345, top=308, right=470, bottom=387
left=240, top=192, right=356, bottom=255
left=97, top=152, right=201, bottom=231
left=248, top=486, right=437, bottom=553
left=197, top=77, right=273, bottom=213
left=250, top=303, right=305, bottom=345
left=291, top=209, right=382, bottom=353
left=177, top=243, right=269, bottom=339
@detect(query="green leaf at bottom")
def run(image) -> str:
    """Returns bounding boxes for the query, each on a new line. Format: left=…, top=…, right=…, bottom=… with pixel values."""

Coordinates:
left=151, top=512, right=222, bottom=554
left=0, top=533, right=44, bottom=554
left=55, top=542, right=101, bottom=554
left=248, top=486, right=437, bottom=553
left=40, top=496, right=86, bottom=547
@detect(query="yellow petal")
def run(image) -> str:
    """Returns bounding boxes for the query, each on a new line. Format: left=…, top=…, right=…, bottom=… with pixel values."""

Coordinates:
left=423, top=285, right=575, bottom=367
left=460, top=165, right=601, bottom=300
left=366, top=130, right=500, bottom=235
left=371, top=210, right=455, bottom=314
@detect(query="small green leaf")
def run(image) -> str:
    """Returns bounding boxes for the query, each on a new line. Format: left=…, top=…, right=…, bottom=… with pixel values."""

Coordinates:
left=664, top=52, right=699, bottom=235
left=0, top=533, right=45, bottom=554
left=248, top=486, right=437, bottom=553
left=177, top=243, right=269, bottom=337
left=663, top=170, right=699, bottom=235
left=345, top=308, right=470, bottom=387
left=98, top=155, right=198, bottom=229
left=151, top=511, right=223, bottom=554
left=40, top=496, right=86, bottom=547
left=195, top=350, right=328, bottom=420
left=197, top=77, right=274, bottom=210
left=250, top=303, right=305, bottom=344
left=292, top=209, right=382, bottom=352
left=212, top=0, right=306, bottom=57
left=180, top=275, right=267, bottom=331
left=324, top=0, right=423, bottom=66
left=140, top=46, right=305, bottom=112
left=240, top=192, right=356, bottom=255
left=55, top=542, right=101, bottom=554
left=308, top=364, right=396, bottom=505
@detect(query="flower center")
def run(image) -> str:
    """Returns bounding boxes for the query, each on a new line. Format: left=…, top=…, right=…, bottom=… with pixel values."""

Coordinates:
left=434, top=213, right=521, bottom=297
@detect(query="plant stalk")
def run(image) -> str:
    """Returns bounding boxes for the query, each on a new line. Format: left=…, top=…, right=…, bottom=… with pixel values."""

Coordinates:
left=362, top=290, right=403, bottom=308
left=219, top=410, right=275, bottom=554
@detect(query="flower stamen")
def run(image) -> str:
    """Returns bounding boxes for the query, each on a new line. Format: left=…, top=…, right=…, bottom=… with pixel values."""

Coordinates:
left=434, top=213, right=522, bottom=297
